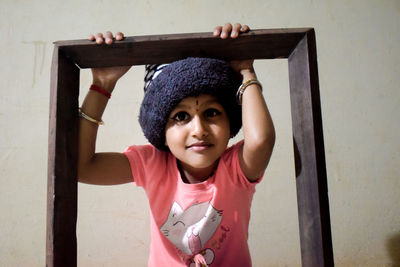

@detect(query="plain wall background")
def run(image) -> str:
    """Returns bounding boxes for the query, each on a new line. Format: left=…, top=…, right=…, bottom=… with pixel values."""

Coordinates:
left=1, top=0, right=399, bottom=266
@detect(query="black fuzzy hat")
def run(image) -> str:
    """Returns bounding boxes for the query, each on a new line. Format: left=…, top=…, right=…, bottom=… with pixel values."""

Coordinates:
left=139, top=57, right=242, bottom=150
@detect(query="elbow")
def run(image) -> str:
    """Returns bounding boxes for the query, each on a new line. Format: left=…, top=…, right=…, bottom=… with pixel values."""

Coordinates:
left=77, top=159, right=91, bottom=183
left=261, top=128, right=275, bottom=154
left=77, top=162, right=85, bottom=183
left=268, top=129, right=276, bottom=152
left=247, top=125, right=276, bottom=153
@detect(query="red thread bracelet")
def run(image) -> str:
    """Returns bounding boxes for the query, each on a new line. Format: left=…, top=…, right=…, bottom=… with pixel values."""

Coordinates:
left=90, top=84, right=111, bottom=99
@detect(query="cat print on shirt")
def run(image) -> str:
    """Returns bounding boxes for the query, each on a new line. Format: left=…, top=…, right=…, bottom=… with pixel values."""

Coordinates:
left=160, top=201, right=223, bottom=257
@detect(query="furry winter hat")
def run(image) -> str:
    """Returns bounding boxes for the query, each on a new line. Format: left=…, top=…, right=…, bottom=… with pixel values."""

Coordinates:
left=139, top=57, right=242, bottom=150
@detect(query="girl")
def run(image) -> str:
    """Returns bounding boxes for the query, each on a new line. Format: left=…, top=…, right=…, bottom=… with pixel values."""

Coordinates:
left=78, top=23, right=275, bottom=267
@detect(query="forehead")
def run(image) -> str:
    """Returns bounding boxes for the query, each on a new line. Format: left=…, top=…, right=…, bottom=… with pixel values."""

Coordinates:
left=174, top=94, right=221, bottom=109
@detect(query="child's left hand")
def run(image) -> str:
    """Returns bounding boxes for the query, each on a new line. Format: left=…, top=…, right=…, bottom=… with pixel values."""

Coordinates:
left=213, top=23, right=255, bottom=79
left=213, top=22, right=250, bottom=39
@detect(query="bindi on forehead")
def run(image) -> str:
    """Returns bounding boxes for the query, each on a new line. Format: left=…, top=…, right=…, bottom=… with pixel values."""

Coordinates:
left=178, top=95, right=218, bottom=111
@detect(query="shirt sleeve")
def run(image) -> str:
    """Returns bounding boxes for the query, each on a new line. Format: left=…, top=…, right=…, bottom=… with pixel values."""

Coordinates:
left=221, top=140, right=264, bottom=188
left=123, top=144, right=167, bottom=189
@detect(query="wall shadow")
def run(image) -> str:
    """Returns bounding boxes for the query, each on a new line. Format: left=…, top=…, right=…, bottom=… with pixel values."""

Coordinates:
left=386, top=232, right=400, bottom=267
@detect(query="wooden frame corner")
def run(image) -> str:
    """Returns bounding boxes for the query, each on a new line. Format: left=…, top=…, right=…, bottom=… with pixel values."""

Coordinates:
left=47, top=28, right=334, bottom=266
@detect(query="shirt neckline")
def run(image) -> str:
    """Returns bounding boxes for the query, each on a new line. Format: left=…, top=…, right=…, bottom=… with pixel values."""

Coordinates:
left=169, top=155, right=216, bottom=192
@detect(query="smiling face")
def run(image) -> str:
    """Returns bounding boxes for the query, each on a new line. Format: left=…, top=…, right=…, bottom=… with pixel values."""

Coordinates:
left=165, top=94, right=231, bottom=180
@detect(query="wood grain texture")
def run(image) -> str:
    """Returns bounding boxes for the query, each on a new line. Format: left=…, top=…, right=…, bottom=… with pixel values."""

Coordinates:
left=288, top=29, right=334, bottom=266
left=54, top=28, right=310, bottom=68
left=47, top=47, right=79, bottom=267
left=47, top=28, right=333, bottom=266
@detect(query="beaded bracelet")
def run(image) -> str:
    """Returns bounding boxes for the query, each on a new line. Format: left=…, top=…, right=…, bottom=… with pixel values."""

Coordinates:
left=90, top=84, right=111, bottom=99
left=236, top=79, right=263, bottom=105
left=78, top=108, right=104, bottom=125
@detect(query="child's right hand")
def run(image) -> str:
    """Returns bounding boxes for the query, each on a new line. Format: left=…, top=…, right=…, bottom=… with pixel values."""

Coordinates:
left=88, top=31, right=131, bottom=92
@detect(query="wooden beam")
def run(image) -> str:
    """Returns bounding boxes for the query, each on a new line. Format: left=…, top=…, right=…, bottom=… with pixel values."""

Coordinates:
left=47, top=47, right=79, bottom=267
left=288, top=29, right=334, bottom=266
left=54, top=28, right=309, bottom=68
left=47, top=28, right=334, bottom=266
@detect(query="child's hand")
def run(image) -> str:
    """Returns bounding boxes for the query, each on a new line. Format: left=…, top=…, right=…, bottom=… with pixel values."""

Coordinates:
left=89, top=31, right=125, bottom=45
left=213, top=22, right=250, bottom=39
left=213, top=23, right=255, bottom=78
left=88, top=31, right=131, bottom=91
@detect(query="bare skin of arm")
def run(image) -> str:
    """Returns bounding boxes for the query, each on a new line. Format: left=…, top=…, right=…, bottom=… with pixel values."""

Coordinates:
left=78, top=24, right=274, bottom=185
left=238, top=67, right=275, bottom=181
left=78, top=32, right=133, bottom=185
left=214, top=23, right=276, bottom=181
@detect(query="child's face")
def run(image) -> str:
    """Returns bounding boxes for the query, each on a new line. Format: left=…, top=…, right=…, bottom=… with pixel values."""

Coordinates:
left=165, top=94, right=231, bottom=173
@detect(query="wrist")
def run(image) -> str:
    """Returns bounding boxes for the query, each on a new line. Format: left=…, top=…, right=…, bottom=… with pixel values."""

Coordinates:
left=92, top=78, right=117, bottom=93
left=240, top=69, right=257, bottom=81
left=90, top=84, right=111, bottom=99
left=236, top=78, right=263, bottom=105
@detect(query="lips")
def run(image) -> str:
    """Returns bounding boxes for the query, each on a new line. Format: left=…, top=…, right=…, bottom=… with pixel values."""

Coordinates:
left=186, top=141, right=213, bottom=151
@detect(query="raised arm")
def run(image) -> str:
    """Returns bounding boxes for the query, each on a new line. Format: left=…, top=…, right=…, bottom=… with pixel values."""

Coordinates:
left=235, top=61, right=275, bottom=181
left=78, top=31, right=133, bottom=185
left=214, top=23, right=276, bottom=181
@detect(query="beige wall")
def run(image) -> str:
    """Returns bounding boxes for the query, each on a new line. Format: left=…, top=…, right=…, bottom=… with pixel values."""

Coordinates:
left=1, top=0, right=399, bottom=266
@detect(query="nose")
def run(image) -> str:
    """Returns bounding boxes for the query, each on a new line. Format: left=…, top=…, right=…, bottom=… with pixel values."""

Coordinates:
left=191, top=115, right=208, bottom=138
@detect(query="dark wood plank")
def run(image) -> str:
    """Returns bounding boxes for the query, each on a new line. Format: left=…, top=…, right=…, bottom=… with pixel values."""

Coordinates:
left=47, top=28, right=334, bottom=267
left=288, top=29, right=334, bottom=266
left=47, top=47, right=79, bottom=267
left=55, top=28, right=311, bottom=67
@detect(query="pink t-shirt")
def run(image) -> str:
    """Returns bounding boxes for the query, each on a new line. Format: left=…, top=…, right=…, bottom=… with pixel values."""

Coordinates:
left=124, top=141, right=261, bottom=267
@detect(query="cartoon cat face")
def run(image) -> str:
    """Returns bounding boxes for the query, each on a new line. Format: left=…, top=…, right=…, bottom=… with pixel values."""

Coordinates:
left=160, top=201, right=223, bottom=255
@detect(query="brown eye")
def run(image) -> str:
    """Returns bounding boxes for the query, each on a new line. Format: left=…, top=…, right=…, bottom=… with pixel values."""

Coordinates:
left=204, top=108, right=221, bottom=118
left=171, top=111, right=190, bottom=122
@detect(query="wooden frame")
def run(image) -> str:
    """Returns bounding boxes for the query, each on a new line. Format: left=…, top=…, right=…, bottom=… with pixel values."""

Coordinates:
left=47, top=28, right=334, bottom=266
